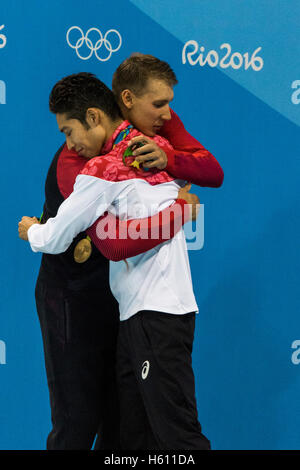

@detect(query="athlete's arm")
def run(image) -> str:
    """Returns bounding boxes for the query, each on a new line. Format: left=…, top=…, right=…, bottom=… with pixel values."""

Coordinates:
left=26, top=174, right=122, bottom=254
left=160, top=109, right=224, bottom=187
left=130, top=109, right=224, bottom=187
left=86, top=197, right=190, bottom=261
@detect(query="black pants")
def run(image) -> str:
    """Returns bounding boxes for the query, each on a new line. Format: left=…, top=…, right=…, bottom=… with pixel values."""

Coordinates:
left=35, top=276, right=120, bottom=450
left=117, top=310, right=211, bottom=450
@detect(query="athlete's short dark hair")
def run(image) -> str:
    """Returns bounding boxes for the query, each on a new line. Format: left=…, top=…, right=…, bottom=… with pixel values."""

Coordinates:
left=112, top=53, right=178, bottom=103
left=49, top=72, right=121, bottom=126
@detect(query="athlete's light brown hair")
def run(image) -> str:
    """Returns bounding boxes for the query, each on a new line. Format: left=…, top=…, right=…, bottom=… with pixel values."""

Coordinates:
left=112, top=53, right=178, bottom=104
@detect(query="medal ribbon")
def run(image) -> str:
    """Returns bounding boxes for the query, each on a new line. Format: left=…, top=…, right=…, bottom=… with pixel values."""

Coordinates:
left=113, top=124, right=133, bottom=148
left=112, top=123, right=144, bottom=170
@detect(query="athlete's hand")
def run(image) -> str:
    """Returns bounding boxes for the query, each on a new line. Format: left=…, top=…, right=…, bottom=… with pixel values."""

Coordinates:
left=177, top=183, right=200, bottom=221
left=127, top=136, right=168, bottom=170
left=18, top=216, right=39, bottom=241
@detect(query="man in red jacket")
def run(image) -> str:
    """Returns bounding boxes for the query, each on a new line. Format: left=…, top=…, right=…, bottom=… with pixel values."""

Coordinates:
left=19, top=56, right=223, bottom=450
left=111, top=53, right=223, bottom=187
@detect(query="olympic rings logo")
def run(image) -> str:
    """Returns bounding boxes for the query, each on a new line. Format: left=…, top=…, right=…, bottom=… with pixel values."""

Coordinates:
left=66, top=26, right=122, bottom=61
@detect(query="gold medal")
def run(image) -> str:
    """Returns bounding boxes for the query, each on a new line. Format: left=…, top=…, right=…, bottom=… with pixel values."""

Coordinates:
left=73, top=236, right=92, bottom=263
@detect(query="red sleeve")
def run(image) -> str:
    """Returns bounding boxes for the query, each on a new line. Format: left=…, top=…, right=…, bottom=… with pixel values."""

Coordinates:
left=57, top=144, right=89, bottom=198
left=159, top=109, right=224, bottom=188
left=86, top=198, right=190, bottom=261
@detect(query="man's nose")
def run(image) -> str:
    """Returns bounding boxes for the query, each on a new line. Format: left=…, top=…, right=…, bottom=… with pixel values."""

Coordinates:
left=66, top=137, right=75, bottom=151
left=161, top=105, right=171, bottom=121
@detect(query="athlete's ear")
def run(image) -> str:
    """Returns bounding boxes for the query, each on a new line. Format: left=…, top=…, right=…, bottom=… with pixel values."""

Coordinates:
left=85, top=108, right=102, bottom=128
left=120, top=89, right=135, bottom=110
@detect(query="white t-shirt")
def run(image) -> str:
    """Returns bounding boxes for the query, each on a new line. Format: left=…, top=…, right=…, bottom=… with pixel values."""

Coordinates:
left=28, top=174, right=198, bottom=321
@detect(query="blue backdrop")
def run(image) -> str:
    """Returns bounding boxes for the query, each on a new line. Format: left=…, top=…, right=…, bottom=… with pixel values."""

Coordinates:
left=0, top=0, right=299, bottom=450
